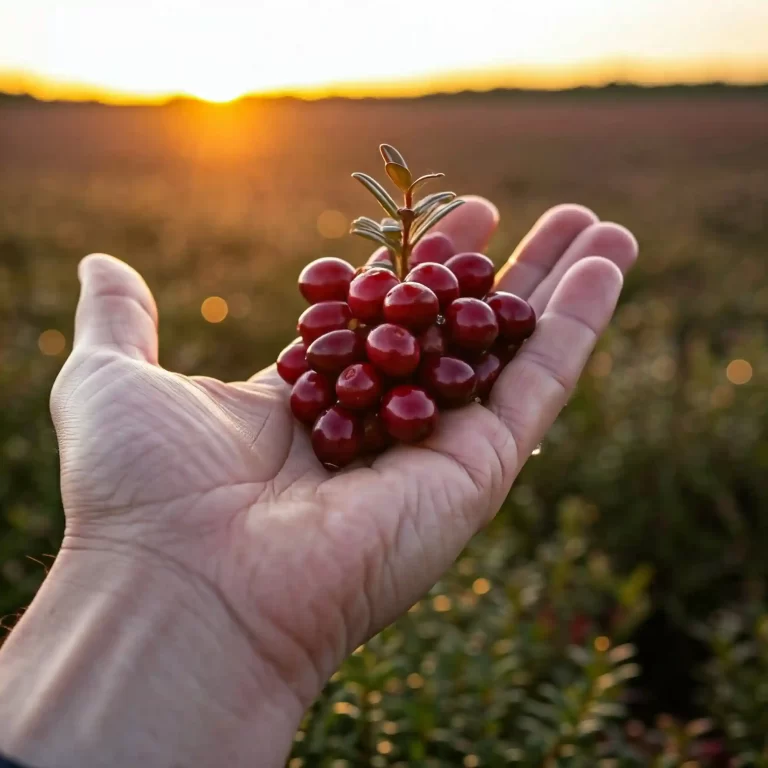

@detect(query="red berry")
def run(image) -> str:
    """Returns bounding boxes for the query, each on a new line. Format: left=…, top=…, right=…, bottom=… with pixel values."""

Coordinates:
left=409, top=232, right=455, bottom=268
left=298, top=257, right=356, bottom=304
left=419, top=356, right=477, bottom=408
left=383, top=282, right=439, bottom=332
left=276, top=339, right=309, bottom=384
left=298, top=301, right=352, bottom=344
left=362, top=411, right=390, bottom=454
left=311, top=406, right=363, bottom=469
left=290, top=371, right=334, bottom=425
left=417, top=324, right=447, bottom=358
left=306, top=329, right=364, bottom=375
left=348, top=268, right=400, bottom=323
left=336, top=362, right=383, bottom=410
left=486, top=292, right=536, bottom=343
left=380, top=385, right=438, bottom=443
left=405, top=263, right=460, bottom=310
left=446, top=297, right=499, bottom=351
left=366, top=323, right=421, bottom=378
left=445, top=252, right=495, bottom=298
left=472, top=352, right=503, bottom=400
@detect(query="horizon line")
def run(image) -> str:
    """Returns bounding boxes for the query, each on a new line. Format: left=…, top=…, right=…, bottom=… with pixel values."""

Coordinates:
left=3, top=57, right=768, bottom=106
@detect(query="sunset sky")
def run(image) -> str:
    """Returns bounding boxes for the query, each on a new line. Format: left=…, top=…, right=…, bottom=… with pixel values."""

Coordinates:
left=1, top=0, right=767, bottom=103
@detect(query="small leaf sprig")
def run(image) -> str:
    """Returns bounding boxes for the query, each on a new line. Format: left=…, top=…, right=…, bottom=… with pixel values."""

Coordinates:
left=350, top=144, right=464, bottom=280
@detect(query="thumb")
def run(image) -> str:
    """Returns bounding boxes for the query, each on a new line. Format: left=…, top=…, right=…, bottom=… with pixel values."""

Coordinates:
left=73, top=253, right=159, bottom=364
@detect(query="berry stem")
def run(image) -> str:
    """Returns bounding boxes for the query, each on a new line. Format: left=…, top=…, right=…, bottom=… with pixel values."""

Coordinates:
left=398, top=190, right=414, bottom=281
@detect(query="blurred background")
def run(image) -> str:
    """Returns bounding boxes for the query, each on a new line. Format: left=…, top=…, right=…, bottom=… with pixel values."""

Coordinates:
left=1, top=1, right=767, bottom=765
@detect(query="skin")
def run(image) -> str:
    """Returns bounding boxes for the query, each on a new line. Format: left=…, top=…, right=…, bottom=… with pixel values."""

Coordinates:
left=0, top=198, right=637, bottom=768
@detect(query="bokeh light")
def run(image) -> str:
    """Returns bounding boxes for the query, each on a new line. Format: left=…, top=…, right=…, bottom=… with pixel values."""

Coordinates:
left=201, top=296, right=229, bottom=323
left=726, top=359, right=753, bottom=385
left=472, top=578, right=491, bottom=595
left=38, top=329, right=65, bottom=356
left=317, top=209, right=348, bottom=239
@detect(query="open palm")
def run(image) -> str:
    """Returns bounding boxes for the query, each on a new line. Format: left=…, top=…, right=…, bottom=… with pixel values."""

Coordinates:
left=51, top=198, right=637, bottom=709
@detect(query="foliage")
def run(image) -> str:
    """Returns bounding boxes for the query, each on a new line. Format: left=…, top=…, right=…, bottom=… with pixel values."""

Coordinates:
left=0, top=93, right=767, bottom=763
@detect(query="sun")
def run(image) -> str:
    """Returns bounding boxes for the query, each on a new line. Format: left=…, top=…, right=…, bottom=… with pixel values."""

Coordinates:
left=188, top=83, right=250, bottom=104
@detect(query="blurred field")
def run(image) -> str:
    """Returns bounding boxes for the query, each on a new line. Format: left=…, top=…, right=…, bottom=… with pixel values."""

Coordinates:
left=1, top=91, right=768, bottom=762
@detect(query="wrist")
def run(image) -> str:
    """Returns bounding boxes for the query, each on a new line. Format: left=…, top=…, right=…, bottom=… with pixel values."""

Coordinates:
left=0, top=536, right=304, bottom=768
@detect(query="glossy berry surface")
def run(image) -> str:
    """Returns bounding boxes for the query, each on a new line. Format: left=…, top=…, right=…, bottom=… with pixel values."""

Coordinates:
left=417, top=324, right=446, bottom=358
left=445, top=252, right=495, bottom=298
left=446, top=297, right=499, bottom=350
left=276, top=339, right=309, bottom=384
left=419, top=356, right=477, bottom=408
left=290, top=371, right=334, bottom=425
left=380, top=385, right=438, bottom=443
left=366, top=323, right=421, bottom=378
left=311, top=406, right=363, bottom=469
left=472, top=352, right=503, bottom=400
left=298, top=301, right=352, bottom=344
left=383, top=282, right=439, bottom=332
left=298, top=257, right=356, bottom=304
left=306, top=329, right=364, bottom=375
left=336, top=362, right=383, bottom=410
left=405, top=263, right=460, bottom=310
left=409, top=232, right=455, bottom=268
left=362, top=412, right=390, bottom=454
left=348, top=268, right=400, bottom=324
left=486, top=291, right=536, bottom=343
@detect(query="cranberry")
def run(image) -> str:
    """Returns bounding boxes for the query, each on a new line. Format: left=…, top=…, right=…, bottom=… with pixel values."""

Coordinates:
left=405, top=263, right=460, bottom=310
left=419, top=356, right=477, bottom=407
left=311, top=406, right=363, bottom=469
left=336, top=362, right=383, bottom=410
left=472, top=352, right=503, bottom=400
left=409, top=232, right=455, bottom=268
left=366, top=323, right=421, bottom=378
left=380, top=385, right=438, bottom=443
left=486, top=292, right=536, bottom=343
left=417, top=324, right=447, bottom=358
left=298, top=301, right=352, bottom=344
left=362, top=411, right=390, bottom=454
left=290, top=371, right=334, bottom=425
left=445, top=252, right=495, bottom=298
left=306, top=329, right=364, bottom=375
left=383, top=282, right=439, bottom=332
left=348, top=268, right=400, bottom=324
left=446, top=297, right=499, bottom=351
left=276, top=339, right=309, bottom=384
left=298, top=257, right=356, bottom=304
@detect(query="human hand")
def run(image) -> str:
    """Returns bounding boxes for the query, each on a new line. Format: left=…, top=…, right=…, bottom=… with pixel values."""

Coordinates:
left=0, top=199, right=637, bottom=768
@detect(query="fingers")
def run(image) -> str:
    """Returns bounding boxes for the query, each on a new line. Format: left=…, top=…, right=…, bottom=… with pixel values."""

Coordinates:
left=73, top=253, right=159, bottom=364
left=433, top=195, right=499, bottom=253
left=489, top=256, right=624, bottom=461
left=494, top=204, right=598, bottom=298
left=365, top=195, right=499, bottom=267
left=525, top=222, right=638, bottom=317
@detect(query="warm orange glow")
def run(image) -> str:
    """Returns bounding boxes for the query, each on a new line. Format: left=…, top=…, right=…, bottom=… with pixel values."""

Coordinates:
left=1, top=0, right=767, bottom=104
left=726, top=359, right=753, bottom=385
left=38, top=329, right=66, bottom=356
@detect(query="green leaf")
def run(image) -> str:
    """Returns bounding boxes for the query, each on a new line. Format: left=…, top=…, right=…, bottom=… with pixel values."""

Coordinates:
left=379, top=143, right=408, bottom=169
left=385, top=162, right=412, bottom=192
left=351, top=216, right=383, bottom=234
left=350, top=172, right=400, bottom=218
left=351, top=227, right=396, bottom=252
left=410, top=199, right=465, bottom=244
left=408, top=172, right=445, bottom=195
left=413, top=191, right=457, bottom=219
left=380, top=221, right=402, bottom=235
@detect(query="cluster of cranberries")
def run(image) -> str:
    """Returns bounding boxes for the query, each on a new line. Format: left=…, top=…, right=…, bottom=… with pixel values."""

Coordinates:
left=276, top=230, right=536, bottom=469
